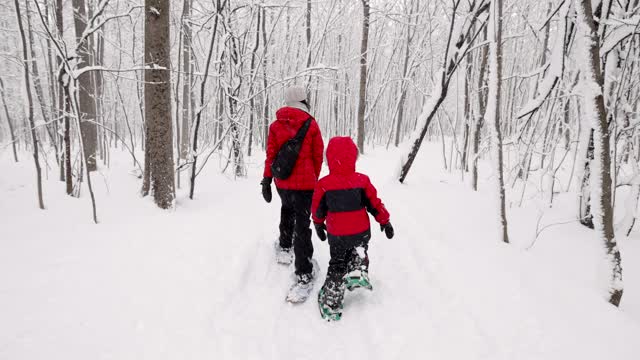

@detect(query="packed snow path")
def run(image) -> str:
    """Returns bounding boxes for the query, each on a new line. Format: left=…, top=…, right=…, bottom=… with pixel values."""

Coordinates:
left=1, top=145, right=639, bottom=359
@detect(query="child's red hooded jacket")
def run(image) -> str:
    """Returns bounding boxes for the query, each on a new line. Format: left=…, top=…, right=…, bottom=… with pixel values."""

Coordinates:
left=312, top=137, right=390, bottom=239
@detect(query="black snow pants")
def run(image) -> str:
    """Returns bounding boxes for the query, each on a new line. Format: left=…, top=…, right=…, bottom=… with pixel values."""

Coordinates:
left=325, top=230, right=371, bottom=285
left=320, top=231, right=371, bottom=308
left=278, top=189, right=314, bottom=275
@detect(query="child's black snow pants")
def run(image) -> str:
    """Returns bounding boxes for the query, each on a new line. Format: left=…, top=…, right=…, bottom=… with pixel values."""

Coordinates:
left=277, top=189, right=314, bottom=275
left=321, top=230, right=371, bottom=305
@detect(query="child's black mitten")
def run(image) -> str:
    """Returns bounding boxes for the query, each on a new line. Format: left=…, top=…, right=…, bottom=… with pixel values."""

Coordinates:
left=314, top=223, right=327, bottom=241
left=380, top=222, right=394, bottom=239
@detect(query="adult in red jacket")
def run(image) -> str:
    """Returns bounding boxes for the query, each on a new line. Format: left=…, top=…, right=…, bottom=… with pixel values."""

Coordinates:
left=261, top=86, right=324, bottom=284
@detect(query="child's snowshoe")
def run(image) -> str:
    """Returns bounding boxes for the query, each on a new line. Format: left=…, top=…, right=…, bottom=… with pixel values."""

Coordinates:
left=318, top=288, right=342, bottom=321
left=317, top=280, right=345, bottom=321
left=345, top=270, right=373, bottom=291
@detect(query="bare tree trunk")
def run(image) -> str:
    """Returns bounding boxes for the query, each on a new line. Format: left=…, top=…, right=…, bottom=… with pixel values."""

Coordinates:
left=247, top=8, right=261, bottom=158
left=224, top=15, right=246, bottom=179
left=173, top=0, right=192, bottom=190
left=132, top=26, right=146, bottom=150
left=144, top=0, right=175, bottom=209
left=174, top=20, right=183, bottom=190
left=472, top=27, right=489, bottom=192
left=14, top=0, right=44, bottom=210
left=142, top=122, right=151, bottom=194
left=356, top=0, right=370, bottom=154
left=64, top=94, right=73, bottom=195
left=306, top=0, right=312, bottom=70
left=55, top=0, right=72, bottom=194
left=488, top=0, right=509, bottom=243
left=563, top=94, right=572, bottom=150
left=65, top=79, right=98, bottom=223
left=72, top=0, right=97, bottom=172
left=93, top=7, right=106, bottom=166
left=471, top=118, right=484, bottom=191
left=394, top=2, right=414, bottom=147
left=0, top=78, right=18, bottom=162
left=25, top=1, right=61, bottom=169
left=229, top=98, right=244, bottom=178
left=261, top=6, right=270, bottom=150
left=538, top=2, right=555, bottom=171
left=180, top=0, right=192, bottom=162
left=461, top=43, right=472, bottom=171
left=398, top=79, right=450, bottom=183
left=44, top=2, right=63, bottom=181
left=574, top=0, right=623, bottom=307
left=189, top=0, right=222, bottom=199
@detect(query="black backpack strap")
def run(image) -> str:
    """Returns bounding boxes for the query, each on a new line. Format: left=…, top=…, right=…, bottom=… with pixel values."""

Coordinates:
left=293, top=117, right=313, bottom=142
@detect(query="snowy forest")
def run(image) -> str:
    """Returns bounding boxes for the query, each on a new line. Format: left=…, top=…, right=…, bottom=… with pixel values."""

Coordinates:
left=1, top=0, right=640, bottom=358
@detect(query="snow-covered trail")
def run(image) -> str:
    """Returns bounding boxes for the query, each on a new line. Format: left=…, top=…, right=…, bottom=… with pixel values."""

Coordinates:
left=1, top=145, right=639, bottom=359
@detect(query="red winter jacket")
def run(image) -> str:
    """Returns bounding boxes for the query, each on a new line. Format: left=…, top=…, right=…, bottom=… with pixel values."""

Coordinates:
left=312, top=137, right=390, bottom=238
left=264, top=107, right=324, bottom=190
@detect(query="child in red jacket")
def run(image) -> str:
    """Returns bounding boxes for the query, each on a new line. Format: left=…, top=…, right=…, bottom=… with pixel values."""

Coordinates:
left=311, top=137, right=394, bottom=319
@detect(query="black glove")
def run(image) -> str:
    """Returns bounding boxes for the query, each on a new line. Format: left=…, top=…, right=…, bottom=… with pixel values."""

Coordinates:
left=314, top=223, right=327, bottom=241
left=380, top=222, right=394, bottom=239
left=260, top=177, right=272, bottom=203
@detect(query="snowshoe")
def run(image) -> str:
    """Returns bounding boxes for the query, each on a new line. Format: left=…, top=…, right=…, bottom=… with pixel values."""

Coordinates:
left=345, top=270, right=373, bottom=291
left=275, top=242, right=293, bottom=265
left=318, top=288, right=343, bottom=321
left=285, top=259, right=318, bottom=303
left=286, top=273, right=314, bottom=303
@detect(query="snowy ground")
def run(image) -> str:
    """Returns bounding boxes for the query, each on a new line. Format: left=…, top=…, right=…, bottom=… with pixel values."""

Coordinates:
left=1, top=143, right=639, bottom=360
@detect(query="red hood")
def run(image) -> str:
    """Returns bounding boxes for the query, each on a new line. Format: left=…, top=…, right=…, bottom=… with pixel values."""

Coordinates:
left=275, top=106, right=311, bottom=124
left=326, top=137, right=358, bottom=174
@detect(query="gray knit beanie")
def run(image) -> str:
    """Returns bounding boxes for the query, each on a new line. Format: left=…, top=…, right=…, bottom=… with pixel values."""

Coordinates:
left=284, top=86, right=309, bottom=113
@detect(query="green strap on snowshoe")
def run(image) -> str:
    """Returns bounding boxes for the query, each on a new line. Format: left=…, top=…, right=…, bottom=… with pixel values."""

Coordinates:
left=345, top=272, right=373, bottom=291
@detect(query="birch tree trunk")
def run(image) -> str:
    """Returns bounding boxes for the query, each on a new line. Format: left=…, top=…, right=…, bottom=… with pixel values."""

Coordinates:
left=144, top=0, right=175, bottom=209
left=574, top=0, right=623, bottom=307
left=180, top=0, right=192, bottom=161
left=14, top=0, right=44, bottom=209
left=487, top=0, right=509, bottom=243
left=356, top=0, right=370, bottom=154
